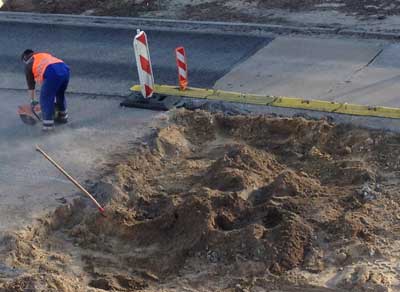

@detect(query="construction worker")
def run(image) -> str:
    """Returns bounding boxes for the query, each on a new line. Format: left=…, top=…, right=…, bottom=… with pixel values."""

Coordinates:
left=21, top=49, right=70, bottom=131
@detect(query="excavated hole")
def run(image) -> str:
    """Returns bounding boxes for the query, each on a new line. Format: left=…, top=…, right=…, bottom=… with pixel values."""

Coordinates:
left=262, top=208, right=283, bottom=228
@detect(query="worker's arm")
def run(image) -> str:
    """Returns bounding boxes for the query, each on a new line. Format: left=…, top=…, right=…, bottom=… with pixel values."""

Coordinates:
left=25, top=61, right=36, bottom=102
left=28, top=89, right=36, bottom=101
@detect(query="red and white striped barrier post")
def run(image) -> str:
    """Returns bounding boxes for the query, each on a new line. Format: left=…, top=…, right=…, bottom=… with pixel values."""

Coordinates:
left=133, top=29, right=154, bottom=98
left=175, top=47, right=188, bottom=91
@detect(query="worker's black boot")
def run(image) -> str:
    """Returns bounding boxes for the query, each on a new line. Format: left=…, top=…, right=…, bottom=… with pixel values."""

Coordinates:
left=54, top=111, right=68, bottom=124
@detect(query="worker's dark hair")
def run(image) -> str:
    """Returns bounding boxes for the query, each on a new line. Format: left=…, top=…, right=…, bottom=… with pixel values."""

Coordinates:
left=21, top=49, right=34, bottom=62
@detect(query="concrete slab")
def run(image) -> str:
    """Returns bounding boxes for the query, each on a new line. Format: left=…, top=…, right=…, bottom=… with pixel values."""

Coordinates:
left=215, top=36, right=384, bottom=100
left=0, top=89, right=160, bottom=232
left=326, top=44, right=400, bottom=107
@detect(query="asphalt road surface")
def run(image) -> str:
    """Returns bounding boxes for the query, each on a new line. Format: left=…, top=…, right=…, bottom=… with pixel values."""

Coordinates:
left=0, top=21, right=269, bottom=232
left=0, top=22, right=269, bottom=95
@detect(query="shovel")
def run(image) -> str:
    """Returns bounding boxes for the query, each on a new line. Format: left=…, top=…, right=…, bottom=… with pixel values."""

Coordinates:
left=17, top=103, right=41, bottom=125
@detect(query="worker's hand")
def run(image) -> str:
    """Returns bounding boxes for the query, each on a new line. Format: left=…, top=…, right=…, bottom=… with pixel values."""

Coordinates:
left=31, top=99, right=39, bottom=107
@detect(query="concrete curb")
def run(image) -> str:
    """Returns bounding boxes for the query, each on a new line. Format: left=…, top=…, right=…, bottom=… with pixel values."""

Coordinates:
left=131, top=84, right=400, bottom=120
left=0, top=12, right=400, bottom=39
left=130, top=84, right=400, bottom=133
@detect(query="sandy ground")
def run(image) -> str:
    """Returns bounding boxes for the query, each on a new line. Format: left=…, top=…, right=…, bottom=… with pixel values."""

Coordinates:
left=2, top=109, right=400, bottom=291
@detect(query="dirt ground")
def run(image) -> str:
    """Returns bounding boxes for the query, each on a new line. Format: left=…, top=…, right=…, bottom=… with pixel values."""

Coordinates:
left=183, top=0, right=400, bottom=21
left=1, top=109, right=400, bottom=291
left=3, top=0, right=400, bottom=20
left=0, top=0, right=160, bottom=16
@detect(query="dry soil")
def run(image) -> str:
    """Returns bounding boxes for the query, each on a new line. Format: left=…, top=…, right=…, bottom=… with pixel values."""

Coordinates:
left=3, top=0, right=400, bottom=20
left=1, top=109, right=400, bottom=291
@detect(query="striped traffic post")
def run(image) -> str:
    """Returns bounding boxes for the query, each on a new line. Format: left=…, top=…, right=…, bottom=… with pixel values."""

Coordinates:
left=133, top=29, right=154, bottom=98
left=175, top=47, right=188, bottom=91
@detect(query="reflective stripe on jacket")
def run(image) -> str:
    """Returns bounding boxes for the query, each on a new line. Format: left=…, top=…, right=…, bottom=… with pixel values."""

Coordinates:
left=32, top=53, right=63, bottom=84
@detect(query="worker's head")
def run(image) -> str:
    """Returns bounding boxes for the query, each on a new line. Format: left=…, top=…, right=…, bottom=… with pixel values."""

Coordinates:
left=21, top=49, right=34, bottom=63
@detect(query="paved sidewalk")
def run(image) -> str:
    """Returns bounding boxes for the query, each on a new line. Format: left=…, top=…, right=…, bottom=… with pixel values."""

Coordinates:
left=215, top=36, right=400, bottom=107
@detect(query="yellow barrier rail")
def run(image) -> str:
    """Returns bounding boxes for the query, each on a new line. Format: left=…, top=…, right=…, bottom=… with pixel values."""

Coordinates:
left=131, top=84, right=400, bottom=119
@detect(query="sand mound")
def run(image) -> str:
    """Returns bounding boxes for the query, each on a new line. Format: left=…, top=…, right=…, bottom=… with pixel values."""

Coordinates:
left=2, top=109, right=400, bottom=292
left=203, top=144, right=282, bottom=192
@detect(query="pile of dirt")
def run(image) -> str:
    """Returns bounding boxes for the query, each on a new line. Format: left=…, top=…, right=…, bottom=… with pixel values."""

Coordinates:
left=2, top=109, right=400, bottom=291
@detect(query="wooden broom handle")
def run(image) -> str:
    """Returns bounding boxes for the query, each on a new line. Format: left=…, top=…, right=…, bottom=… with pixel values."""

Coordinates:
left=36, top=145, right=105, bottom=213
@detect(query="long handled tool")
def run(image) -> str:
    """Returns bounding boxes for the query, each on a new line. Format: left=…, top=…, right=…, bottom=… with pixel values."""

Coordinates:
left=36, top=145, right=105, bottom=214
left=31, top=103, right=42, bottom=122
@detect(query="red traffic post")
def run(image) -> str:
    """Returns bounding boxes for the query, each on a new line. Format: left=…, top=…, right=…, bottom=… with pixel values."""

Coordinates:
left=134, top=29, right=155, bottom=98
left=175, top=47, right=188, bottom=91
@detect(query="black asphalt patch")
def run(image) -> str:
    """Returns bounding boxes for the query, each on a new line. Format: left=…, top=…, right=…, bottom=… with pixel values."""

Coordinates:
left=0, top=22, right=271, bottom=95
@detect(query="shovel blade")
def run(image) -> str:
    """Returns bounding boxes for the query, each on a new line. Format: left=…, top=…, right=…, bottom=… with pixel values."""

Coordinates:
left=19, top=113, right=37, bottom=125
left=18, top=104, right=41, bottom=126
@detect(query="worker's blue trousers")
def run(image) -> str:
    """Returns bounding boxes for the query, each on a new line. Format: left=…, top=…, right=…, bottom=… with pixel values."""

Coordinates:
left=40, top=63, right=70, bottom=127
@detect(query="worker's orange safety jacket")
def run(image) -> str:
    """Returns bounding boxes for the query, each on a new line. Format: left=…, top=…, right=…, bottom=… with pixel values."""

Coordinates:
left=32, top=53, right=63, bottom=84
